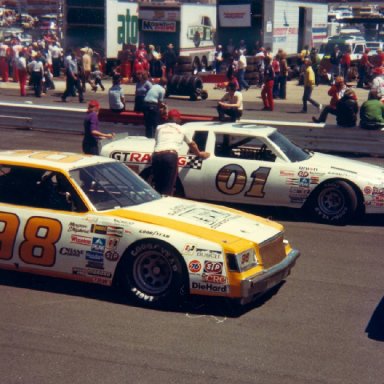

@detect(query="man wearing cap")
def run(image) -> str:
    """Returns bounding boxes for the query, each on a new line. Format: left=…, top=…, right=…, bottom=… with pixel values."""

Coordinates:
left=83, top=100, right=115, bottom=155
left=152, top=109, right=210, bottom=196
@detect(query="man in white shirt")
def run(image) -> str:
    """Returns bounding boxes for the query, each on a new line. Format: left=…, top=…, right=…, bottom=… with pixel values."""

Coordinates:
left=217, top=82, right=243, bottom=121
left=236, top=50, right=249, bottom=91
left=49, top=42, right=62, bottom=77
left=152, top=109, right=210, bottom=196
left=28, top=53, right=44, bottom=97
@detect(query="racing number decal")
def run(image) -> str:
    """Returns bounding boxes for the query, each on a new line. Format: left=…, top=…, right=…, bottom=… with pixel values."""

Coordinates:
left=216, top=165, right=271, bottom=198
left=216, top=164, right=246, bottom=195
left=0, top=213, right=62, bottom=266
left=246, top=167, right=271, bottom=198
left=0, top=212, right=20, bottom=260
left=20, top=217, right=62, bottom=266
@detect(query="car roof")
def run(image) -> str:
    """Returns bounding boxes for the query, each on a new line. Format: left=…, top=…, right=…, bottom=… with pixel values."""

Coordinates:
left=183, top=121, right=277, bottom=136
left=0, top=150, right=115, bottom=172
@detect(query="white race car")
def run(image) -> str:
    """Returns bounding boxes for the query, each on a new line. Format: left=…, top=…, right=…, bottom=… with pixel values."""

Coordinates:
left=102, top=122, right=384, bottom=225
left=0, top=150, right=299, bottom=308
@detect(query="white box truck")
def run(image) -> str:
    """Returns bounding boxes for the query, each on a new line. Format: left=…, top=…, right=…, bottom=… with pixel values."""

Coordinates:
left=138, top=2, right=217, bottom=72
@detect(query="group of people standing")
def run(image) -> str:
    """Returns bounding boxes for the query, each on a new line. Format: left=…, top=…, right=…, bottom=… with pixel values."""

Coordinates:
left=0, top=38, right=58, bottom=97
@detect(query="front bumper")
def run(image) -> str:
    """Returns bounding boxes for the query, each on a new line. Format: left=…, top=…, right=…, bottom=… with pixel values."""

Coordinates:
left=240, top=249, right=300, bottom=305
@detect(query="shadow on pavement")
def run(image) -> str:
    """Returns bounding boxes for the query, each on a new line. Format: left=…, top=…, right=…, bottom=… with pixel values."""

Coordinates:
left=365, top=297, right=384, bottom=341
left=0, top=268, right=284, bottom=318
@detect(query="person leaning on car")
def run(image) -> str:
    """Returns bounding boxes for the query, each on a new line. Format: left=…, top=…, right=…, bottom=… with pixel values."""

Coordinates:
left=82, top=100, right=115, bottom=155
left=152, top=109, right=210, bottom=196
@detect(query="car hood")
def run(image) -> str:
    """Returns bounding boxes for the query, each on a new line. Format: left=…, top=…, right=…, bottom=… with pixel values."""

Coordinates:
left=308, top=152, right=384, bottom=181
left=109, top=197, right=283, bottom=246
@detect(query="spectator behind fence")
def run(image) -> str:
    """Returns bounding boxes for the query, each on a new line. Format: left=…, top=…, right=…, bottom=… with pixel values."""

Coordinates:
left=360, top=89, right=384, bottom=130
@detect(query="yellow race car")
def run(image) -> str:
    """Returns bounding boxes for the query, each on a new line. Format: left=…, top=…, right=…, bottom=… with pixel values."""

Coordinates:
left=0, top=150, right=299, bottom=308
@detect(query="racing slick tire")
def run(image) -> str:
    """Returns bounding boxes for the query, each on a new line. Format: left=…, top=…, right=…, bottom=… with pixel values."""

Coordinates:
left=307, top=180, right=358, bottom=225
left=119, top=240, right=188, bottom=308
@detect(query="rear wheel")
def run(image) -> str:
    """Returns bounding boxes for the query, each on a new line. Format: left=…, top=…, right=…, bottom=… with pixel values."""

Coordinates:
left=307, top=180, right=358, bottom=225
left=119, top=241, right=187, bottom=308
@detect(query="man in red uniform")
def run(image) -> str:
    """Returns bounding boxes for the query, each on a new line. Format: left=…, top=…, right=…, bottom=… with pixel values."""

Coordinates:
left=0, top=41, right=10, bottom=82
left=261, top=56, right=275, bottom=111
left=357, top=48, right=373, bottom=88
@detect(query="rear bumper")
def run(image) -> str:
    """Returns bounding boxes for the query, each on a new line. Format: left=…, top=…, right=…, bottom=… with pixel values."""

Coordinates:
left=240, top=249, right=300, bottom=305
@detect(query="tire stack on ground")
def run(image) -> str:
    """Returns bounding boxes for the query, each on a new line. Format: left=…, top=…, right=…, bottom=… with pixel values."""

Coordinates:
left=245, top=56, right=259, bottom=86
left=176, top=56, right=193, bottom=76
left=165, top=74, right=208, bottom=101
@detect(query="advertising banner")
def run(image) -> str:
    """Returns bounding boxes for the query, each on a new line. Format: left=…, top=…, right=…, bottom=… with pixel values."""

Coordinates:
left=219, top=4, right=251, bottom=28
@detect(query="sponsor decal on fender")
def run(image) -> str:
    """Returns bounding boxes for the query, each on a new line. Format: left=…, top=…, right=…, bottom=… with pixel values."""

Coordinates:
left=70, top=234, right=92, bottom=246
left=105, top=251, right=120, bottom=262
left=139, top=229, right=170, bottom=239
left=183, top=244, right=196, bottom=256
left=59, top=247, right=84, bottom=257
left=202, top=274, right=227, bottom=284
left=189, top=260, right=202, bottom=273
left=92, top=238, right=106, bottom=253
left=203, top=261, right=223, bottom=274
left=68, top=222, right=90, bottom=234
left=196, top=249, right=221, bottom=259
left=107, top=226, right=124, bottom=237
left=192, top=282, right=228, bottom=293
left=91, top=224, right=107, bottom=235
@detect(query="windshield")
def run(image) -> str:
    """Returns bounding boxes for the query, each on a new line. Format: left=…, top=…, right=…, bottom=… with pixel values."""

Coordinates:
left=269, top=131, right=310, bottom=162
left=319, top=42, right=350, bottom=55
left=70, top=162, right=160, bottom=211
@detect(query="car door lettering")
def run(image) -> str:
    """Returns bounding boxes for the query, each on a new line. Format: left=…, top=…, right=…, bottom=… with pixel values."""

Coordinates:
left=216, top=165, right=271, bottom=198
left=0, top=212, right=62, bottom=266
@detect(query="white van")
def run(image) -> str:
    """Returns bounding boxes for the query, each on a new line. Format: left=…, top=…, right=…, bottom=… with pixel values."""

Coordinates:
left=319, top=36, right=366, bottom=61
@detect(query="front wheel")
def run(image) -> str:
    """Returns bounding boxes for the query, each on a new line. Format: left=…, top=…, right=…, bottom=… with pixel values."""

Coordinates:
left=119, top=241, right=187, bottom=308
left=307, top=180, right=358, bottom=225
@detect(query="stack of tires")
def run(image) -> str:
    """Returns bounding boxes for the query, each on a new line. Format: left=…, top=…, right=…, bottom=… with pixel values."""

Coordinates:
left=176, top=56, right=193, bottom=75
left=244, top=56, right=259, bottom=86
left=165, top=74, right=208, bottom=101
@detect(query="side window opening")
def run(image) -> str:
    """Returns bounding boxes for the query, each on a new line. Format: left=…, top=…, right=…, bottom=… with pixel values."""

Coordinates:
left=192, top=130, right=208, bottom=152
left=214, top=134, right=276, bottom=162
left=0, top=165, right=87, bottom=212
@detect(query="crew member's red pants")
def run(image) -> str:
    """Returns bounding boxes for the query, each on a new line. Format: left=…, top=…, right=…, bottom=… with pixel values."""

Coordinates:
left=261, top=80, right=274, bottom=111
left=0, top=57, right=9, bottom=82
left=18, top=69, right=27, bottom=96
